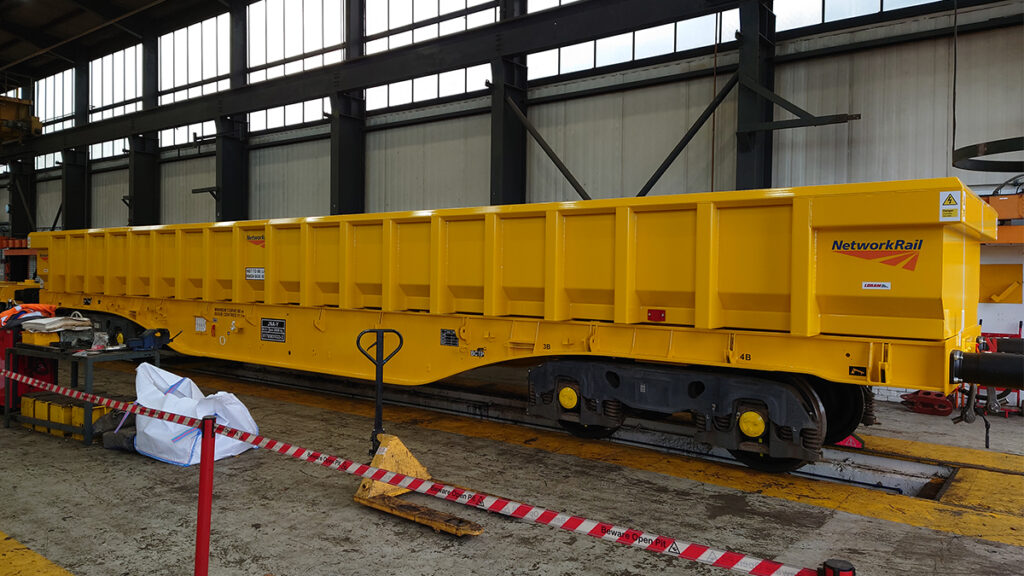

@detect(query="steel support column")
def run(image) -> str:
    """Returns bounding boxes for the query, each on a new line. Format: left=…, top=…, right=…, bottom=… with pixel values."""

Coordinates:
left=8, top=159, right=35, bottom=279
left=128, top=32, right=161, bottom=225
left=9, top=80, right=36, bottom=254
left=215, top=116, right=248, bottom=221
left=61, top=148, right=89, bottom=229
left=229, top=0, right=247, bottom=89
left=216, top=1, right=249, bottom=222
left=330, top=0, right=365, bottom=215
left=8, top=159, right=35, bottom=237
left=129, top=134, right=160, bottom=225
left=61, top=59, right=90, bottom=230
left=330, top=93, right=365, bottom=215
left=735, top=0, right=775, bottom=190
left=489, top=0, right=527, bottom=205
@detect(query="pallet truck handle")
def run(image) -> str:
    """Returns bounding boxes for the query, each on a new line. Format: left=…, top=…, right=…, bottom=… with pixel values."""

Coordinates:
left=356, top=329, right=404, bottom=455
left=356, top=329, right=404, bottom=367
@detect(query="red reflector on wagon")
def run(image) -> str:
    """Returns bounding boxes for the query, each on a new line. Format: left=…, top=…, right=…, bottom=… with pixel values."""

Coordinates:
left=647, top=309, right=666, bottom=322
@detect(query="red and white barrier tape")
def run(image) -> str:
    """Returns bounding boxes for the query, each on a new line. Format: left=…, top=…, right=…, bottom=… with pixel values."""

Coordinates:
left=3, top=368, right=817, bottom=576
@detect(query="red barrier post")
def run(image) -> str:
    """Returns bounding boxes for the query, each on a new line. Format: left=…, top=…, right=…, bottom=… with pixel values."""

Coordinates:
left=195, top=416, right=216, bottom=576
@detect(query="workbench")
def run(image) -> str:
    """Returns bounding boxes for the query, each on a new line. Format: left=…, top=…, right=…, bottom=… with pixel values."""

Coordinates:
left=3, top=344, right=160, bottom=444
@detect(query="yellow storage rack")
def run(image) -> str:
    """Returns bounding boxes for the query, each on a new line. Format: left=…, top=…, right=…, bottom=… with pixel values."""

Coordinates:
left=20, top=393, right=110, bottom=439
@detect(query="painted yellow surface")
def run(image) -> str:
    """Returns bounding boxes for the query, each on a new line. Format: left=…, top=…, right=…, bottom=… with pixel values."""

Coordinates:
left=855, top=434, right=1024, bottom=475
left=0, top=531, right=74, bottom=576
left=738, top=410, right=766, bottom=437
left=32, top=178, right=996, bottom=393
left=16, top=394, right=109, bottom=440
left=0, top=280, right=40, bottom=304
left=979, top=263, right=1023, bottom=303
left=0, top=96, right=42, bottom=141
left=155, top=365, right=1024, bottom=547
left=941, top=468, right=1024, bottom=516
left=354, top=434, right=484, bottom=537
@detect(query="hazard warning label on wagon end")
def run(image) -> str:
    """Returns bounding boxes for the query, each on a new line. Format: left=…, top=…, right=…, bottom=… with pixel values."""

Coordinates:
left=261, top=318, right=286, bottom=342
left=939, top=191, right=961, bottom=222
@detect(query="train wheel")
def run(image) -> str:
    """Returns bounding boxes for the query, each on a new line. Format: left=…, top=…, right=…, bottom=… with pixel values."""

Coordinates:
left=558, top=421, right=619, bottom=439
left=811, top=381, right=866, bottom=445
left=728, top=377, right=825, bottom=473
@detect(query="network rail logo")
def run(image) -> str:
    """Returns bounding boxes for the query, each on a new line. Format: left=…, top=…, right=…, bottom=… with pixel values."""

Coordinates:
left=832, top=239, right=923, bottom=271
left=246, top=234, right=266, bottom=247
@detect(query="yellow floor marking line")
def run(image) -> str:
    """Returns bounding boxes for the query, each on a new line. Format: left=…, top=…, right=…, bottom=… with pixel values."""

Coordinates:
left=940, top=468, right=1024, bottom=516
left=135, top=369, right=1022, bottom=548
left=852, top=434, right=1024, bottom=475
left=0, top=531, right=74, bottom=576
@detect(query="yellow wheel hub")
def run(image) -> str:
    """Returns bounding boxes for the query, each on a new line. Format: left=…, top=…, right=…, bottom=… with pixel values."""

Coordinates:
left=738, top=411, right=766, bottom=438
left=558, top=387, right=579, bottom=410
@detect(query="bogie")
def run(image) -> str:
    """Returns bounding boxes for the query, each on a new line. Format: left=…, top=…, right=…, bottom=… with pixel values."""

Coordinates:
left=528, top=359, right=830, bottom=471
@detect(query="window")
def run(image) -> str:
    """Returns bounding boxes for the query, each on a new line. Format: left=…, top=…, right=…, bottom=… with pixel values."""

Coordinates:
left=245, top=0, right=343, bottom=131
left=527, top=0, right=582, bottom=12
left=158, top=14, right=230, bottom=106
left=247, top=0, right=344, bottom=84
left=882, top=0, right=931, bottom=10
left=89, top=45, right=143, bottom=159
left=158, top=13, right=230, bottom=146
left=775, top=0, right=934, bottom=29
left=825, top=0, right=879, bottom=22
left=159, top=121, right=218, bottom=149
left=248, top=97, right=331, bottom=131
left=366, top=0, right=498, bottom=54
left=34, top=69, right=75, bottom=169
left=363, top=0, right=497, bottom=111
left=528, top=9, right=740, bottom=81
left=365, top=63, right=490, bottom=110
left=775, top=0, right=823, bottom=31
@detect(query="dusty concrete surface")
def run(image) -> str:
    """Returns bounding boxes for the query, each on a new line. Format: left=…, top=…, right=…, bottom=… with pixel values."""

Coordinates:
left=1, top=361, right=1022, bottom=576
left=867, top=400, right=1024, bottom=456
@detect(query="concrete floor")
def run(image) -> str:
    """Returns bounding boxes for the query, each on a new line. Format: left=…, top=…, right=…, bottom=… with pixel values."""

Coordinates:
left=1, top=362, right=1022, bottom=576
left=865, top=398, right=1024, bottom=456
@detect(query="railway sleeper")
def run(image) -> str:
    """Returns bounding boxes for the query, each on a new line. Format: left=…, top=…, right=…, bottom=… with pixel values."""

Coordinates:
left=528, top=359, right=826, bottom=464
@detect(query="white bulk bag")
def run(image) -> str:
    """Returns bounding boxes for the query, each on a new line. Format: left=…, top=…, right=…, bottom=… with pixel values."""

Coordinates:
left=134, top=362, right=258, bottom=466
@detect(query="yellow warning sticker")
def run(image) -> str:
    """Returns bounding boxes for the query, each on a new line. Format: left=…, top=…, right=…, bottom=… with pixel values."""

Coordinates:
left=940, top=191, right=961, bottom=222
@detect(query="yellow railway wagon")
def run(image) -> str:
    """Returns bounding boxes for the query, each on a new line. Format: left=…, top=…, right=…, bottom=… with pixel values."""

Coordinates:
left=30, top=177, right=1012, bottom=471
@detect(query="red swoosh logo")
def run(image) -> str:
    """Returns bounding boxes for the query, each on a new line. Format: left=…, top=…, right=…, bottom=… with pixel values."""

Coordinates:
left=836, top=250, right=919, bottom=271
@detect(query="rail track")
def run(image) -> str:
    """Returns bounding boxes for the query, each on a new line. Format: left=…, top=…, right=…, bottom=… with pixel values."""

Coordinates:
left=162, top=355, right=973, bottom=501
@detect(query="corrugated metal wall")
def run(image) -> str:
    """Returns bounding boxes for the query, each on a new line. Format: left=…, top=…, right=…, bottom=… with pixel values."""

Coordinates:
left=91, top=170, right=129, bottom=228
left=366, top=114, right=490, bottom=212
left=35, top=180, right=62, bottom=231
left=774, top=25, right=1023, bottom=187
left=250, top=139, right=330, bottom=219
left=161, top=156, right=216, bottom=224
left=527, top=78, right=738, bottom=202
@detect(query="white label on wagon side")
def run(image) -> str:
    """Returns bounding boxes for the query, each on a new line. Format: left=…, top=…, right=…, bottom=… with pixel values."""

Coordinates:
left=862, top=281, right=891, bottom=290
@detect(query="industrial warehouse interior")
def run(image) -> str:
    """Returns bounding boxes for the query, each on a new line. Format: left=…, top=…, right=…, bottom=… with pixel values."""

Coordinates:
left=0, top=0, right=1022, bottom=575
